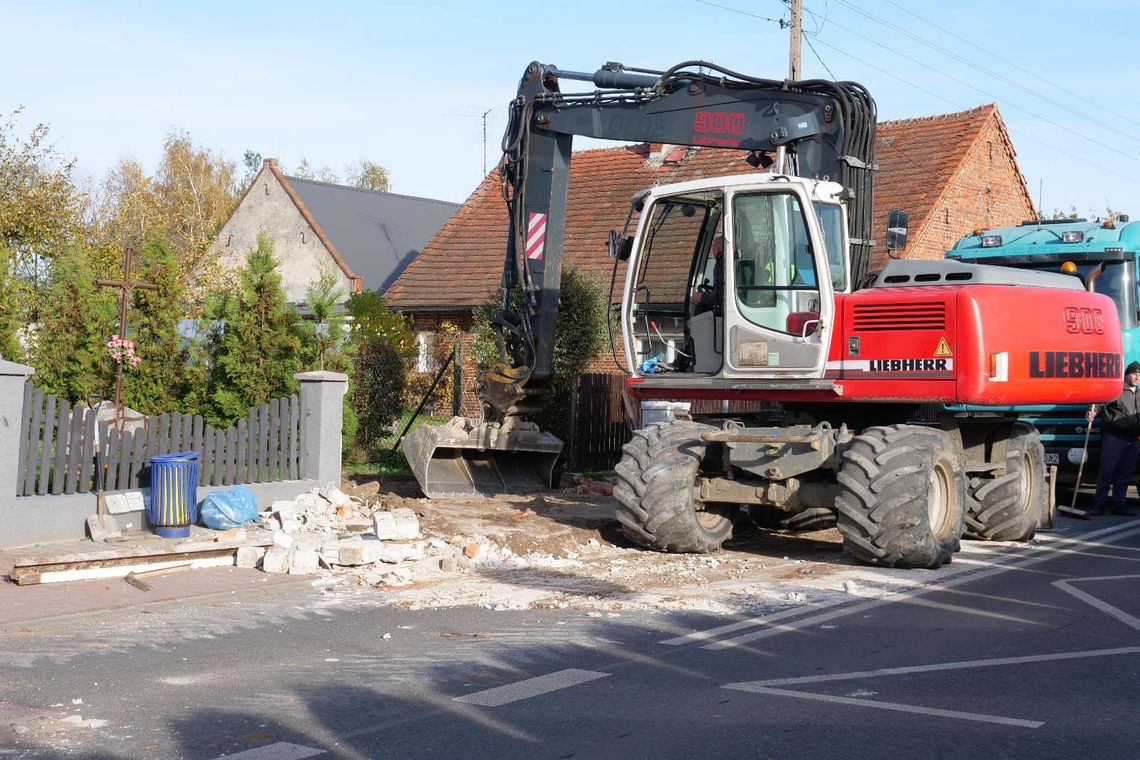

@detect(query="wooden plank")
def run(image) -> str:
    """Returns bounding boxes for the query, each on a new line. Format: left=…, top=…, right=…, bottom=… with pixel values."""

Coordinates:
left=247, top=407, right=258, bottom=483
left=104, top=427, right=121, bottom=492
left=259, top=402, right=270, bottom=481
left=218, top=426, right=230, bottom=485
left=268, top=397, right=280, bottom=482
left=192, top=415, right=205, bottom=485
left=9, top=550, right=239, bottom=586
left=277, top=397, right=287, bottom=480
left=199, top=426, right=214, bottom=486
left=225, top=426, right=237, bottom=486
left=79, top=406, right=97, bottom=492
left=17, top=381, right=33, bottom=495
left=126, top=426, right=144, bottom=489
left=170, top=412, right=183, bottom=452
left=35, top=393, right=56, bottom=496
left=49, top=400, right=70, bottom=495
left=147, top=416, right=160, bottom=460
left=22, top=387, right=44, bottom=496
left=62, top=406, right=84, bottom=494
left=236, top=418, right=247, bottom=484
left=181, top=413, right=193, bottom=456
left=115, top=429, right=129, bottom=492
left=288, top=394, right=299, bottom=480
left=158, top=412, right=170, bottom=456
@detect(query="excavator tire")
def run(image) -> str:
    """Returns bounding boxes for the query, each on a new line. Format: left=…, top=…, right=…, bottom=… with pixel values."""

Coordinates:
left=613, top=420, right=732, bottom=553
left=836, top=425, right=966, bottom=569
left=780, top=507, right=838, bottom=532
left=964, top=422, right=1044, bottom=542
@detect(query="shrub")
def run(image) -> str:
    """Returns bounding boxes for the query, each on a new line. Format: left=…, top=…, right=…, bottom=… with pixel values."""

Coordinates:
left=471, top=264, right=612, bottom=446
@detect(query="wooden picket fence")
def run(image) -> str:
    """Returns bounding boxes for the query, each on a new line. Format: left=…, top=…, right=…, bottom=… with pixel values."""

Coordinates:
left=16, top=381, right=301, bottom=496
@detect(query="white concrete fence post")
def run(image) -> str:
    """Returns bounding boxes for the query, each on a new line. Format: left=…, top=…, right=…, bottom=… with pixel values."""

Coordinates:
left=0, top=359, right=35, bottom=501
left=295, top=370, right=348, bottom=485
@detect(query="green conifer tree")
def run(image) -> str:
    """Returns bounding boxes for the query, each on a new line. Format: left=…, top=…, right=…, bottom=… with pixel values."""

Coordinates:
left=33, top=246, right=117, bottom=402
left=121, top=240, right=189, bottom=414
left=202, top=235, right=302, bottom=427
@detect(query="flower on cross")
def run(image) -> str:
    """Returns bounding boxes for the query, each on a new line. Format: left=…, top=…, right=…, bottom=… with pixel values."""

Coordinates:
left=107, top=336, right=142, bottom=368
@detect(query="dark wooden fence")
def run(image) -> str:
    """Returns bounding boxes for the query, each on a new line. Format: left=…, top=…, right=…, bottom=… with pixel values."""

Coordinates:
left=16, top=381, right=301, bottom=496
left=566, top=372, right=781, bottom=473
left=569, top=373, right=632, bottom=472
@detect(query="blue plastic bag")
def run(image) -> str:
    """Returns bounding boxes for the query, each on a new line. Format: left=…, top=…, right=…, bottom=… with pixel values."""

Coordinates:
left=200, top=486, right=259, bottom=530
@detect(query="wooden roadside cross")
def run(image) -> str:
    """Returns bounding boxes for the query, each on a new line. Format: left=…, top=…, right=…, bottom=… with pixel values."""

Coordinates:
left=96, top=248, right=158, bottom=431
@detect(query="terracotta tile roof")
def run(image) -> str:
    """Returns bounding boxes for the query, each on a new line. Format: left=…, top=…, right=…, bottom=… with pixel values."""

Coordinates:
left=387, top=105, right=1025, bottom=309
left=872, top=103, right=1030, bottom=261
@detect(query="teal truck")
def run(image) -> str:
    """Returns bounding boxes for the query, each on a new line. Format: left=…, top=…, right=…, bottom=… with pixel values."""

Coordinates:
left=945, top=216, right=1140, bottom=487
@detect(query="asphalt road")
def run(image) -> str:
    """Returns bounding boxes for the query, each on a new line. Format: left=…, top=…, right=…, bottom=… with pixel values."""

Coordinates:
left=2, top=518, right=1139, bottom=759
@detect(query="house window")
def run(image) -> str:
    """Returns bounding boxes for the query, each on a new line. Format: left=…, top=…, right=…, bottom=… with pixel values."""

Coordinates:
left=417, top=331, right=435, bottom=372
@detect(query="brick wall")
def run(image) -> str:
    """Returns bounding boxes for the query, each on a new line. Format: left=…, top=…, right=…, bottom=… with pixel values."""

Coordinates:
left=890, top=118, right=1034, bottom=264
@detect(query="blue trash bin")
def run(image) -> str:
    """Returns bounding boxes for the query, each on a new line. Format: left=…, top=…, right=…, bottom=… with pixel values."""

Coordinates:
left=149, top=452, right=200, bottom=538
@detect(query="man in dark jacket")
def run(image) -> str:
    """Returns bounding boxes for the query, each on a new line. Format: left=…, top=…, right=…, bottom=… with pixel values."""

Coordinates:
left=1087, top=360, right=1140, bottom=514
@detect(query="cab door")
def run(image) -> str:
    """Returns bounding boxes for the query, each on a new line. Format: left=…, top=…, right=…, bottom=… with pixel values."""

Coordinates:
left=721, top=186, right=836, bottom=377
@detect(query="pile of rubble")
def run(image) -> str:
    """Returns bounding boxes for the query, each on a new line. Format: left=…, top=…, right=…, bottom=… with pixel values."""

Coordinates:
left=237, top=482, right=523, bottom=588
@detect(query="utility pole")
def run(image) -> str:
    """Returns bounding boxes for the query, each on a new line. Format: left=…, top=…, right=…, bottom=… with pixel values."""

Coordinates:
left=788, top=0, right=803, bottom=81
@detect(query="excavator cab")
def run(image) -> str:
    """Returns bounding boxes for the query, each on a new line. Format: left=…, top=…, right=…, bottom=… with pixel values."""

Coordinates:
left=624, top=174, right=841, bottom=380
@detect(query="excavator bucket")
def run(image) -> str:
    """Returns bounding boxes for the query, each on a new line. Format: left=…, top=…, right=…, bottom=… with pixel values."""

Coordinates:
left=401, top=417, right=564, bottom=499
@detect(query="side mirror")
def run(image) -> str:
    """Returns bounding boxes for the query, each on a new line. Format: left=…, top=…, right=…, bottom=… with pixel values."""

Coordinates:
left=887, top=209, right=909, bottom=256
left=608, top=230, right=633, bottom=261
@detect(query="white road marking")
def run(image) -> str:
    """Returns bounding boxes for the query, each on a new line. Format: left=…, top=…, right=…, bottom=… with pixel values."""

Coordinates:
left=659, top=597, right=850, bottom=645
left=213, top=742, right=323, bottom=760
left=703, top=522, right=1140, bottom=650
left=724, top=647, right=1140, bottom=728
left=726, top=646, right=1140, bottom=689
left=728, top=686, right=1043, bottom=729
left=453, top=668, right=609, bottom=707
left=1054, top=575, right=1140, bottom=632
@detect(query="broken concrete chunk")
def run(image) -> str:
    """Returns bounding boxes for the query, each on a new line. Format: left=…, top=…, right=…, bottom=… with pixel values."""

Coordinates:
left=294, top=492, right=328, bottom=511
left=373, top=507, right=421, bottom=540
left=262, top=546, right=292, bottom=574
left=289, top=548, right=320, bottom=575
left=272, top=531, right=295, bottom=549
left=236, top=546, right=267, bottom=569
left=319, top=481, right=353, bottom=508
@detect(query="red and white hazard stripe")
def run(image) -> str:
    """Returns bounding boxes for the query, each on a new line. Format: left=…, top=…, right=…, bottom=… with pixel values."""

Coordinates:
left=526, top=212, right=547, bottom=260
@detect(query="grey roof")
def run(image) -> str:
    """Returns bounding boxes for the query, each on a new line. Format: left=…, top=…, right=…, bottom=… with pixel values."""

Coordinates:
left=285, top=176, right=459, bottom=294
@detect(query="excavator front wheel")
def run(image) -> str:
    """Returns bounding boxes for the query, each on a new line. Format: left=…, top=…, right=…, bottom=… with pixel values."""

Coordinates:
left=836, top=424, right=966, bottom=569
left=613, top=420, right=732, bottom=553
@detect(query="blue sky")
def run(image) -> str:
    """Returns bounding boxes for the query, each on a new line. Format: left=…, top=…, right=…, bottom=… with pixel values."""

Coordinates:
left=3, top=0, right=1139, bottom=219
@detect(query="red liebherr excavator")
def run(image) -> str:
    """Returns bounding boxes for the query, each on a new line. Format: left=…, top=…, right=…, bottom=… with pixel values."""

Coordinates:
left=403, top=60, right=1122, bottom=568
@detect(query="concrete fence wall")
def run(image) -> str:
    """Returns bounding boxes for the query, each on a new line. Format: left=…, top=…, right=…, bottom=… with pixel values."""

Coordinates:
left=0, top=360, right=347, bottom=549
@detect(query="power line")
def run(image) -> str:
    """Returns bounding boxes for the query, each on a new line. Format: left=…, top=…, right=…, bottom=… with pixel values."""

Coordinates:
left=696, top=0, right=788, bottom=26
left=876, top=0, right=1138, bottom=128
left=834, top=0, right=1140, bottom=148
left=807, top=34, right=1138, bottom=186
left=798, top=13, right=1140, bottom=164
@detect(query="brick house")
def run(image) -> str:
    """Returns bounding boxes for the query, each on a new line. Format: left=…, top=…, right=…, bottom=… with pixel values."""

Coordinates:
left=386, top=104, right=1034, bottom=414
left=211, top=159, right=459, bottom=306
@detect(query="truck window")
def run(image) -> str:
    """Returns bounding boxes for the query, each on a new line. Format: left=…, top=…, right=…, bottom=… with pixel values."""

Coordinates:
left=733, top=191, right=822, bottom=335
left=813, top=201, right=847, bottom=291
